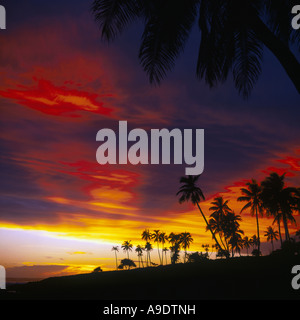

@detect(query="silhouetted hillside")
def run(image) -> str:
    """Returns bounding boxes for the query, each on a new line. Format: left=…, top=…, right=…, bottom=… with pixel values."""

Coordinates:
left=3, top=255, right=300, bottom=300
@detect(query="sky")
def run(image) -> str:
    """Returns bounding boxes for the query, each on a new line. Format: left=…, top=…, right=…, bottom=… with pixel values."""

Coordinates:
left=0, top=0, right=300, bottom=279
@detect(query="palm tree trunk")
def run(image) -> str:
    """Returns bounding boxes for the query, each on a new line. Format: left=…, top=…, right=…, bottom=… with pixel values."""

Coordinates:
left=277, top=220, right=283, bottom=246
left=195, top=201, right=225, bottom=253
left=250, top=15, right=300, bottom=94
left=255, top=207, right=260, bottom=255
left=271, top=239, right=274, bottom=252
left=115, top=252, right=118, bottom=270
left=156, top=242, right=161, bottom=264
left=282, top=215, right=290, bottom=241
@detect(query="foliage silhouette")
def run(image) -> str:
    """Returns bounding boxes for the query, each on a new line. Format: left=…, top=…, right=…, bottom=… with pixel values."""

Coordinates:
left=261, top=172, right=299, bottom=243
left=177, top=175, right=225, bottom=254
left=92, top=0, right=300, bottom=96
left=121, top=240, right=133, bottom=259
left=118, top=258, right=136, bottom=270
left=264, top=226, right=279, bottom=252
left=238, top=179, right=263, bottom=254
left=111, top=246, right=119, bottom=270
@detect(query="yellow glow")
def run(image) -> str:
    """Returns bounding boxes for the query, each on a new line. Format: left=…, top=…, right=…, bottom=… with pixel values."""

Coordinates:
left=54, top=94, right=99, bottom=111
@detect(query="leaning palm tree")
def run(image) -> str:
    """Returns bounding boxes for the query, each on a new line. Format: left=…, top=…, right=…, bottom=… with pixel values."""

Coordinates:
left=238, top=179, right=264, bottom=255
left=92, top=0, right=300, bottom=96
left=264, top=226, right=279, bottom=252
left=121, top=240, right=133, bottom=259
left=177, top=175, right=224, bottom=253
left=111, top=246, right=119, bottom=270
left=180, top=232, right=194, bottom=263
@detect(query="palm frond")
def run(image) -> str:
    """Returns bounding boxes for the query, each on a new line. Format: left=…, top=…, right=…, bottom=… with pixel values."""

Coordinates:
left=92, top=0, right=142, bottom=41
left=139, top=0, right=199, bottom=84
left=233, top=27, right=263, bottom=98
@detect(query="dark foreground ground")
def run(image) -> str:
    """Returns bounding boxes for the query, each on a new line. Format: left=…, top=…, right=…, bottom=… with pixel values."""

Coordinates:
left=1, top=255, right=300, bottom=300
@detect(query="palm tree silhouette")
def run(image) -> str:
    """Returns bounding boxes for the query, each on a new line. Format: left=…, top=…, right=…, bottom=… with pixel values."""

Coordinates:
left=264, top=226, right=279, bottom=252
left=135, top=245, right=144, bottom=268
left=221, top=211, right=244, bottom=257
left=141, top=229, right=152, bottom=243
left=177, top=175, right=224, bottom=253
left=144, top=241, right=153, bottom=267
left=92, top=0, right=300, bottom=96
left=208, top=196, right=233, bottom=252
left=162, top=247, right=169, bottom=265
left=250, top=234, right=259, bottom=252
left=111, top=246, right=119, bottom=270
left=121, top=240, right=133, bottom=259
left=242, top=236, right=251, bottom=256
left=168, top=232, right=182, bottom=264
left=238, top=179, right=263, bottom=255
left=159, top=232, right=168, bottom=265
left=261, top=172, right=299, bottom=243
left=180, top=232, right=194, bottom=263
left=151, top=230, right=162, bottom=265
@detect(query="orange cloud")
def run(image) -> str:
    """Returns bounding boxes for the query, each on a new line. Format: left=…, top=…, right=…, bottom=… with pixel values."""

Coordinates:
left=0, top=78, right=113, bottom=117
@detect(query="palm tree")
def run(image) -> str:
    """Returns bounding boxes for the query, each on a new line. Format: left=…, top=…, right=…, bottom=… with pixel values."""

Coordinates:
left=92, top=0, right=300, bottom=96
left=111, top=246, right=119, bottom=270
left=141, top=229, right=152, bottom=243
left=180, top=232, right=194, bottom=263
left=228, top=232, right=244, bottom=257
left=159, top=232, right=168, bottom=265
left=264, top=226, right=279, bottom=252
left=151, top=230, right=162, bottom=264
left=261, top=172, right=299, bottom=243
left=168, top=232, right=182, bottom=264
left=177, top=175, right=224, bottom=253
left=250, top=234, right=259, bottom=252
left=221, top=211, right=244, bottom=257
left=238, top=179, right=264, bottom=255
left=144, top=241, right=153, bottom=267
left=121, top=240, right=133, bottom=259
left=135, top=245, right=144, bottom=268
left=141, top=229, right=152, bottom=266
left=208, top=196, right=233, bottom=252
left=162, top=247, right=169, bottom=265
left=242, top=236, right=251, bottom=256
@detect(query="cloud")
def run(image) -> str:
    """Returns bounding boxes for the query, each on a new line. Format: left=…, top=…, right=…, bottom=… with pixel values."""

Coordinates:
left=6, top=264, right=71, bottom=279
left=0, top=78, right=114, bottom=118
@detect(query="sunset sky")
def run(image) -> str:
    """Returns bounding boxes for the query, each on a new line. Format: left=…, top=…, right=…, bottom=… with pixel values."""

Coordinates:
left=0, top=0, right=299, bottom=279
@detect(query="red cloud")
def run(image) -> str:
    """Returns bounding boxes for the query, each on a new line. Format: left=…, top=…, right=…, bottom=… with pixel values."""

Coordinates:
left=0, top=78, right=114, bottom=117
